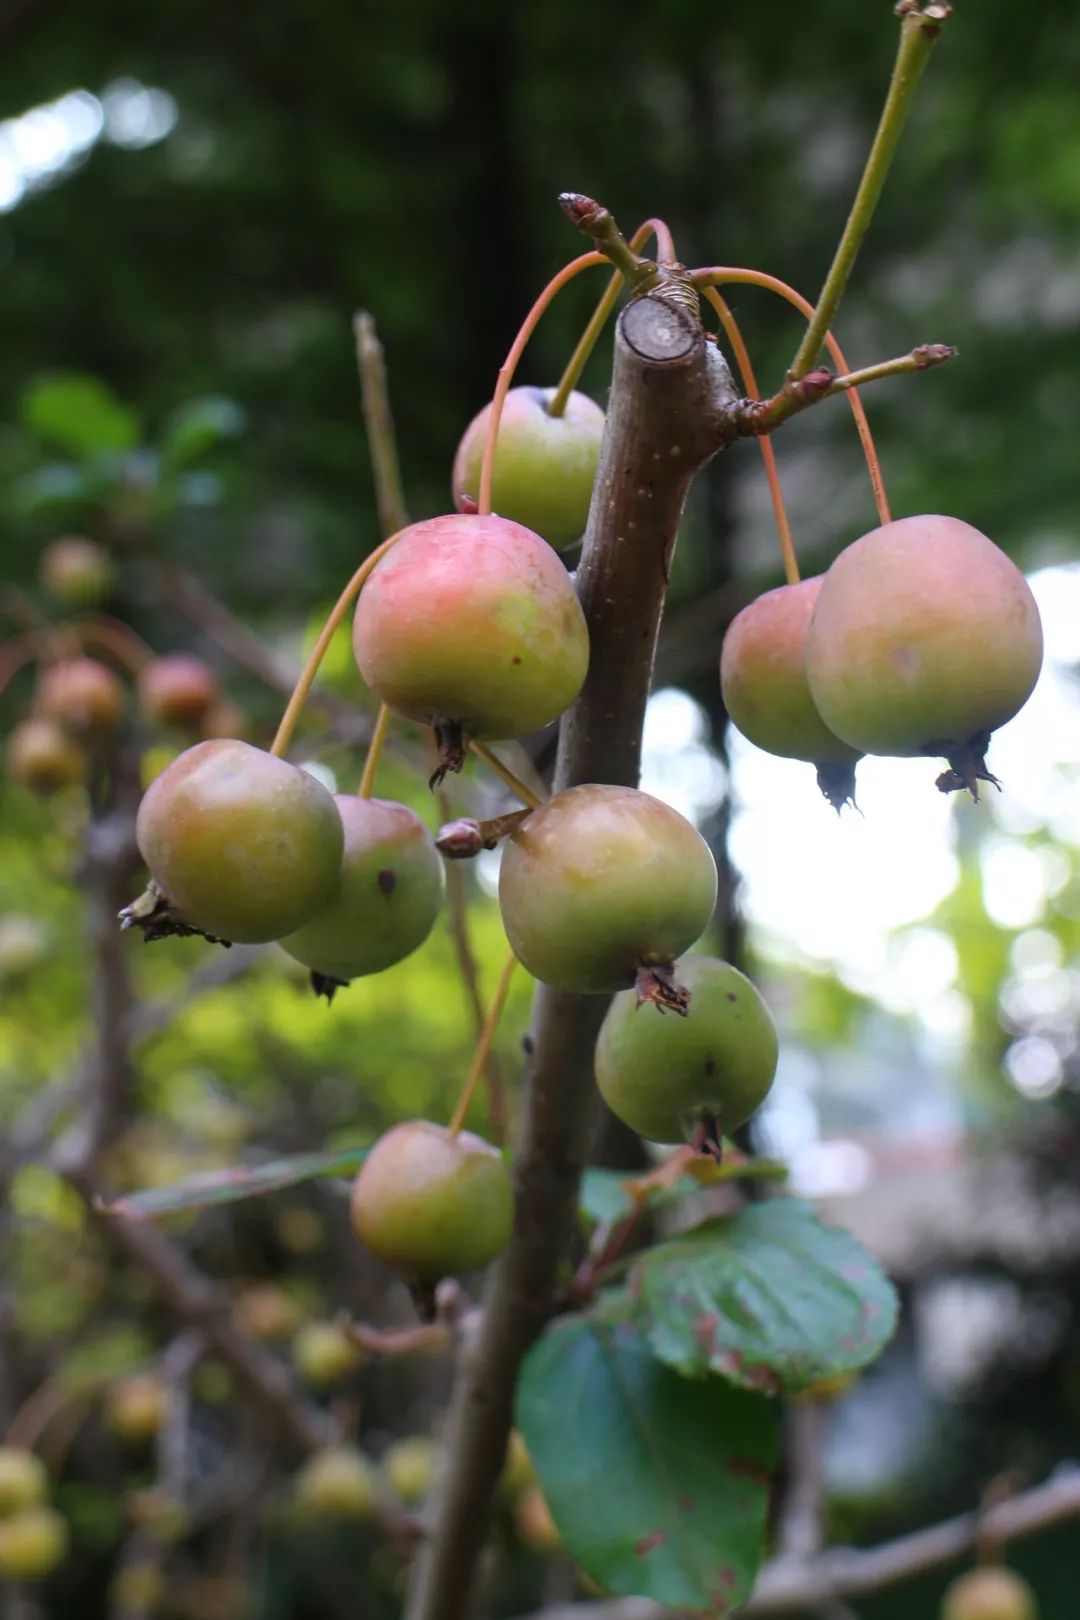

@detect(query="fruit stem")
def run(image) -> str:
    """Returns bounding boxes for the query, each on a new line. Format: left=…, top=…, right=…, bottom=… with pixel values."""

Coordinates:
left=447, top=952, right=518, bottom=1137
left=477, top=251, right=605, bottom=516
left=356, top=701, right=392, bottom=798
left=702, top=285, right=799, bottom=586
left=547, top=219, right=674, bottom=418
left=789, top=3, right=950, bottom=381
left=692, top=266, right=892, bottom=524
left=269, top=533, right=400, bottom=759
left=467, top=741, right=545, bottom=810
left=353, top=311, right=410, bottom=536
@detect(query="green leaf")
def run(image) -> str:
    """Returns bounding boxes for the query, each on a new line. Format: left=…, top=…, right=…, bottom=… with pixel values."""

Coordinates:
left=21, top=374, right=140, bottom=456
left=631, top=1197, right=897, bottom=1394
left=99, top=1146, right=369, bottom=1220
left=516, top=1306, right=777, bottom=1612
left=160, top=396, right=245, bottom=467
left=580, top=1155, right=788, bottom=1226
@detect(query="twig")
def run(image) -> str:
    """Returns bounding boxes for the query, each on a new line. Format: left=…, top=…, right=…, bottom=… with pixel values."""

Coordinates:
left=354, top=311, right=410, bottom=536
left=777, top=1399, right=828, bottom=1564
left=731, top=344, right=956, bottom=435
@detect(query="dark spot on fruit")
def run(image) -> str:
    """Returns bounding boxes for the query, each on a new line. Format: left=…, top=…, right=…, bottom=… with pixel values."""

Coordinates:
left=704, top=1055, right=716, bottom=1078
left=522, top=1033, right=534, bottom=1056
left=377, top=869, right=396, bottom=896
left=512, top=656, right=522, bottom=665
left=634, top=1531, right=667, bottom=1557
left=725, top=992, right=737, bottom=1002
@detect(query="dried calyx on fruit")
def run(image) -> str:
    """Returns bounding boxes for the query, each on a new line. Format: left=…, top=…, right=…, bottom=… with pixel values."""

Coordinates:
left=721, top=576, right=861, bottom=810
left=595, top=955, right=778, bottom=1155
left=280, top=796, right=444, bottom=999
left=352, top=512, right=589, bottom=783
left=451, top=385, right=604, bottom=551
left=806, top=515, right=1043, bottom=798
left=498, top=784, right=717, bottom=1011
left=122, top=739, right=344, bottom=945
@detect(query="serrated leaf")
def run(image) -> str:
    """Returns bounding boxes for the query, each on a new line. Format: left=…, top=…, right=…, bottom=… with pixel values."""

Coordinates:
left=631, top=1197, right=897, bottom=1394
left=22, top=374, right=139, bottom=456
left=516, top=1306, right=777, bottom=1612
left=100, top=1146, right=369, bottom=1220
left=160, top=396, right=245, bottom=467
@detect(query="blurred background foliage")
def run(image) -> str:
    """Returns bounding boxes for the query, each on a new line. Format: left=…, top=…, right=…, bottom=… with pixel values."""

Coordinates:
left=1, top=0, right=1080, bottom=1615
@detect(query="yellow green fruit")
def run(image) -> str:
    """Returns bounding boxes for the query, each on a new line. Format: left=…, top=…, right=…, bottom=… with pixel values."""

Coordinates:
left=940, top=1566, right=1038, bottom=1620
left=0, top=1450, right=48, bottom=1518
left=0, top=1508, right=68, bottom=1580
left=294, top=1447, right=376, bottom=1519
left=292, top=1321, right=363, bottom=1389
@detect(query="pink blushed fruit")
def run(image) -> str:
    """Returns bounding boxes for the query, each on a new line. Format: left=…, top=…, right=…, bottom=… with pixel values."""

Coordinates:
left=138, top=654, right=220, bottom=730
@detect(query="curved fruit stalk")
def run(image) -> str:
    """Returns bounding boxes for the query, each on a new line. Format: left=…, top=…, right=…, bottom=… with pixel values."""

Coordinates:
left=292, top=1321, right=363, bottom=1389
left=126, top=739, right=344, bottom=944
left=350, top=1119, right=513, bottom=1283
left=294, top=1447, right=376, bottom=1520
left=452, top=385, right=604, bottom=551
left=940, top=1566, right=1038, bottom=1620
left=137, top=653, right=220, bottom=729
left=39, top=536, right=115, bottom=606
left=498, top=784, right=717, bottom=1008
left=0, top=1508, right=68, bottom=1580
left=38, top=656, right=125, bottom=737
left=6, top=718, right=86, bottom=795
left=352, top=513, right=588, bottom=781
left=595, top=955, right=778, bottom=1150
left=279, top=796, right=443, bottom=996
left=805, top=515, right=1043, bottom=797
left=720, top=576, right=861, bottom=810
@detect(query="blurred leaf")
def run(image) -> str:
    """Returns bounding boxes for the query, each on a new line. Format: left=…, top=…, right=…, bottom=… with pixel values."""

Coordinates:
left=160, top=396, right=246, bottom=468
left=630, top=1198, right=897, bottom=1394
left=579, top=1154, right=788, bottom=1225
left=517, top=1303, right=777, bottom=1610
left=12, top=462, right=91, bottom=516
left=21, top=374, right=140, bottom=456
left=100, top=1145, right=369, bottom=1220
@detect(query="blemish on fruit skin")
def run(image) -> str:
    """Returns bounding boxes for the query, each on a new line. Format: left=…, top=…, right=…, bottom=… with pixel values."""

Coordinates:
left=377, top=869, right=396, bottom=895
left=635, top=1531, right=667, bottom=1557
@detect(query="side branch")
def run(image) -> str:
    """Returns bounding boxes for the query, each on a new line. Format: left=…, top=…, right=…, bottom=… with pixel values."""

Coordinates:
left=728, top=343, right=956, bottom=436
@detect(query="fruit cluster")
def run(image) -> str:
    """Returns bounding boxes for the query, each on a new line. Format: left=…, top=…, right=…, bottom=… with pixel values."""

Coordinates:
left=0, top=1447, right=68, bottom=1583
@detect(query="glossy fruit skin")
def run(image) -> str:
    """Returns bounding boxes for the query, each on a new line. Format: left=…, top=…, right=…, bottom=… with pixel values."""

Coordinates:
left=138, top=654, right=220, bottom=729
left=0, top=1508, right=68, bottom=1580
left=39, top=536, right=114, bottom=605
left=0, top=1450, right=47, bottom=1517
left=280, top=797, right=443, bottom=982
left=294, top=1448, right=376, bottom=1519
left=721, top=577, right=860, bottom=766
left=135, top=740, right=344, bottom=943
left=39, top=657, right=125, bottom=736
left=382, top=1437, right=438, bottom=1505
left=595, top=955, right=778, bottom=1143
left=498, top=785, right=717, bottom=994
left=350, top=1120, right=513, bottom=1281
left=452, top=386, right=605, bottom=551
left=940, top=1566, right=1038, bottom=1620
left=292, top=1321, right=362, bottom=1389
left=806, top=516, right=1043, bottom=757
left=353, top=513, right=589, bottom=741
left=7, top=719, right=85, bottom=795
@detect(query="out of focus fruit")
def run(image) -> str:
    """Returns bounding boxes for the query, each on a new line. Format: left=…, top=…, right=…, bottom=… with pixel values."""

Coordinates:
left=294, top=1447, right=376, bottom=1519
left=292, top=1321, right=363, bottom=1389
left=39, top=536, right=115, bottom=606
left=0, top=1507, right=68, bottom=1580
left=381, top=1436, right=439, bottom=1505
left=940, top=1566, right=1038, bottom=1620
left=137, top=654, right=220, bottom=730
left=0, top=1449, right=47, bottom=1517
left=38, top=657, right=124, bottom=736
left=105, top=1375, right=168, bottom=1445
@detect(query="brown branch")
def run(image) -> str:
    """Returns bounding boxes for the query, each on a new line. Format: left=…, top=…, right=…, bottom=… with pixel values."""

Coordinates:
left=403, top=278, right=739, bottom=1620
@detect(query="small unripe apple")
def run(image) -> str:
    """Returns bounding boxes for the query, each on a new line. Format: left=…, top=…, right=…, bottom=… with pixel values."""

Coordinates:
left=39, top=536, right=115, bottom=606
left=280, top=797, right=443, bottom=986
left=451, top=386, right=605, bottom=551
left=7, top=718, right=86, bottom=795
left=105, top=1375, right=169, bottom=1445
left=720, top=576, right=860, bottom=809
left=381, top=1436, right=439, bottom=1505
left=353, top=513, right=589, bottom=775
left=0, top=1507, right=68, bottom=1580
left=38, top=657, right=125, bottom=736
left=137, top=654, right=220, bottom=730
left=133, top=739, right=344, bottom=943
left=292, top=1321, right=363, bottom=1389
left=595, top=955, right=778, bottom=1145
left=350, top=1120, right=513, bottom=1281
left=0, top=1449, right=48, bottom=1517
left=806, top=516, right=1043, bottom=794
left=234, top=1283, right=303, bottom=1342
left=940, top=1566, right=1038, bottom=1620
left=498, top=785, right=717, bottom=998
left=514, top=1485, right=561, bottom=1552
left=294, top=1447, right=376, bottom=1519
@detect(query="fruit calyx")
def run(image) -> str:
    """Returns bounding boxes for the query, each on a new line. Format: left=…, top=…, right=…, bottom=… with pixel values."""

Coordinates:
left=930, top=731, right=1001, bottom=800
left=430, top=720, right=467, bottom=787
left=686, top=1112, right=725, bottom=1161
left=118, top=880, right=232, bottom=948
left=816, top=760, right=859, bottom=812
left=310, top=970, right=347, bottom=1003
left=635, top=961, right=691, bottom=1016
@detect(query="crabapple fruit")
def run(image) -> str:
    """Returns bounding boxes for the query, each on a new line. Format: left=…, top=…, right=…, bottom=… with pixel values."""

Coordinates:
left=595, top=955, right=778, bottom=1146
left=381, top=1437, right=439, bottom=1505
left=132, top=739, right=343, bottom=943
left=137, top=654, right=220, bottom=730
left=350, top=1120, right=513, bottom=1281
left=940, top=1566, right=1037, bottom=1620
left=806, top=516, right=1043, bottom=795
left=38, top=657, right=125, bottom=736
left=7, top=719, right=85, bottom=795
left=0, top=1450, right=47, bottom=1518
left=498, top=785, right=717, bottom=1004
left=451, top=386, right=604, bottom=551
left=292, top=1321, right=363, bottom=1389
left=39, top=536, right=114, bottom=606
left=720, top=576, right=860, bottom=809
left=0, top=1508, right=68, bottom=1581
left=294, top=1447, right=376, bottom=1520
left=105, top=1376, right=168, bottom=1445
left=234, top=1283, right=303, bottom=1342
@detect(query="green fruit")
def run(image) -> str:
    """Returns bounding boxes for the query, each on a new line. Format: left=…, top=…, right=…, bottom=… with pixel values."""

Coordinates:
left=352, top=513, right=589, bottom=770
left=720, top=576, right=860, bottom=809
left=498, top=785, right=717, bottom=996
left=381, top=1436, right=439, bottom=1505
left=138, top=654, right=220, bottom=729
left=0, top=1508, right=68, bottom=1580
left=806, top=516, right=1043, bottom=792
left=134, top=740, right=344, bottom=943
left=514, top=1485, right=561, bottom=1551
left=941, top=1566, right=1038, bottom=1620
left=0, top=1450, right=48, bottom=1518
left=38, top=657, right=125, bottom=736
left=595, top=955, right=777, bottom=1144
left=294, top=1447, right=376, bottom=1519
left=7, top=719, right=86, bottom=795
left=292, top=1321, right=363, bottom=1389
left=280, top=797, right=443, bottom=984
left=350, top=1120, right=513, bottom=1281
left=234, top=1283, right=303, bottom=1342
left=105, top=1375, right=168, bottom=1445
left=39, top=536, right=115, bottom=606
left=451, top=386, right=604, bottom=551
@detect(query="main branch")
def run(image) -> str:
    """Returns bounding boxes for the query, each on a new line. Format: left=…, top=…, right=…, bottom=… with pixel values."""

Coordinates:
left=404, top=285, right=738, bottom=1620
